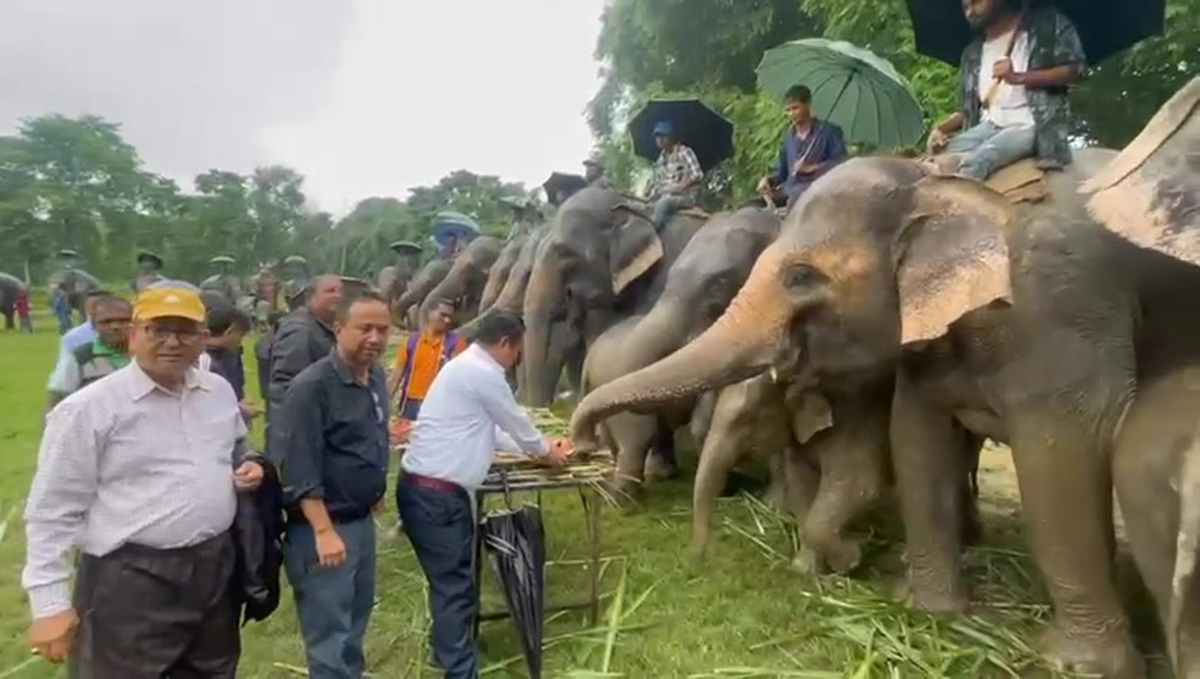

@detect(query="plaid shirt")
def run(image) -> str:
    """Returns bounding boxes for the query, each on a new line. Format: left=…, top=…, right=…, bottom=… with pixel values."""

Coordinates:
left=652, top=143, right=703, bottom=199
left=959, top=7, right=1085, bottom=168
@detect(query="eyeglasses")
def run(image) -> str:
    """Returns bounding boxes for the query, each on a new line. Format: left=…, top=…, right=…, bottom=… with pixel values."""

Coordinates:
left=138, top=324, right=203, bottom=344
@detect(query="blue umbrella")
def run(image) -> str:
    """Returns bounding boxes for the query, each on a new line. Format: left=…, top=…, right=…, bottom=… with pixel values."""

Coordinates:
left=432, top=211, right=480, bottom=249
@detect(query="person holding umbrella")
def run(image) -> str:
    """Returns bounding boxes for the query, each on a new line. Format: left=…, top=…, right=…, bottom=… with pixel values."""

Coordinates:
left=925, top=0, right=1085, bottom=180
left=646, top=121, right=704, bottom=232
left=756, top=85, right=848, bottom=209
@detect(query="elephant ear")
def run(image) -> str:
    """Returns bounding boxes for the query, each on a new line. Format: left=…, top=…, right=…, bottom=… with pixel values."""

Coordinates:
left=609, top=204, right=663, bottom=295
left=1082, top=77, right=1200, bottom=267
left=896, top=177, right=1014, bottom=345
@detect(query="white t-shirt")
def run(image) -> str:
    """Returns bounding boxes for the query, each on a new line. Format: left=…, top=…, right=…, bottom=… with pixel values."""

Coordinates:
left=979, top=29, right=1035, bottom=129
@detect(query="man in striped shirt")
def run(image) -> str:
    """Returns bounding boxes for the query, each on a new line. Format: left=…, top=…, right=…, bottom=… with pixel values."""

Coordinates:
left=23, top=286, right=264, bottom=676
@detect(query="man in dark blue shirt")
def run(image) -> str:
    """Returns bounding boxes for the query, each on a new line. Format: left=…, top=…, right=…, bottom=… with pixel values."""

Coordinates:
left=278, top=290, right=392, bottom=679
left=757, top=84, right=848, bottom=210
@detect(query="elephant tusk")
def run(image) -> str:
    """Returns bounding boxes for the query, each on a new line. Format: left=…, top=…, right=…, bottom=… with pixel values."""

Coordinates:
left=769, top=366, right=779, bottom=384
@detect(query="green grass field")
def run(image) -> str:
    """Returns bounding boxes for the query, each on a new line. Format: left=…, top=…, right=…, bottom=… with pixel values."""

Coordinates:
left=0, top=309, right=1167, bottom=678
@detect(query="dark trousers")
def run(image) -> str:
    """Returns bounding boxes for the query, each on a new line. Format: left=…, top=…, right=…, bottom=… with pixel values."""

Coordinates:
left=397, top=474, right=478, bottom=679
left=70, top=533, right=239, bottom=679
left=283, top=517, right=376, bottom=679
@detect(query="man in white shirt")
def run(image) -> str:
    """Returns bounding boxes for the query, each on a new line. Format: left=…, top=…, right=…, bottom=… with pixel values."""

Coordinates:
left=926, top=0, right=1085, bottom=180
left=398, top=311, right=571, bottom=678
left=24, top=286, right=264, bottom=676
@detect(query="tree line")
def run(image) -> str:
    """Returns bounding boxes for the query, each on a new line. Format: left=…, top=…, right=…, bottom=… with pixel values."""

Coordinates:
left=0, top=115, right=530, bottom=285
left=589, top=0, right=1199, bottom=205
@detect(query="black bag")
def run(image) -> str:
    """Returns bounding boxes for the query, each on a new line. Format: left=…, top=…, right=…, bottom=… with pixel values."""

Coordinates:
left=232, top=468, right=285, bottom=623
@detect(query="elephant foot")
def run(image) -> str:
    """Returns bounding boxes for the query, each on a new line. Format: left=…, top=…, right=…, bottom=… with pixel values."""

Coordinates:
left=821, top=539, right=863, bottom=575
left=644, top=453, right=678, bottom=482
left=1036, top=626, right=1145, bottom=679
left=688, top=537, right=711, bottom=562
left=896, top=577, right=969, bottom=616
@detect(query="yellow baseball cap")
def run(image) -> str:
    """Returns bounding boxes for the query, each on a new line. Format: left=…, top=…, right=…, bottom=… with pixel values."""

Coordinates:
left=133, top=288, right=206, bottom=322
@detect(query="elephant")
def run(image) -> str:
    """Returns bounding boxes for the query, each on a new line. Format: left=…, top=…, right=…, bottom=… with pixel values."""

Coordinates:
left=1112, top=366, right=1200, bottom=679
left=570, top=121, right=1200, bottom=676
left=578, top=209, right=780, bottom=489
left=392, top=258, right=451, bottom=328
left=48, top=268, right=101, bottom=321
left=417, top=235, right=503, bottom=323
left=0, top=272, right=26, bottom=330
left=476, top=233, right=528, bottom=316
left=522, top=186, right=706, bottom=407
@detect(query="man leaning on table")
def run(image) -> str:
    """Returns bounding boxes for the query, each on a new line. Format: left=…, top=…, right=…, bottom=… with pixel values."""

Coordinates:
left=23, top=286, right=264, bottom=677
left=399, top=311, right=572, bottom=679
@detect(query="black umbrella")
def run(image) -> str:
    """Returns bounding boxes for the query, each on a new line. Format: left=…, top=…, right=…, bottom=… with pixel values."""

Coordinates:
left=629, top=99, right=734, bottom=172
left=542, top=173, right=588, bottom=205
left=905, top=0, right=1165, bottom=66
left=481, top=506, right=547, bottom=679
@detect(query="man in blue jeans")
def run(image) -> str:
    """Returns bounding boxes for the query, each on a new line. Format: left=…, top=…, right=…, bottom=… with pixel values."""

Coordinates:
left=647, top=121, right=703, bottom=232
left=926, top=0, right=1085, bottom=180
left=278, top=291, right=392, bottom=679
left=399, top=312, right=571, bottom=678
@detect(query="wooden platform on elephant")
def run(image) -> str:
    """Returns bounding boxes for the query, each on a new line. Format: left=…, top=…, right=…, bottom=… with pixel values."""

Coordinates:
left=984, top=159, right=1048, bottom=204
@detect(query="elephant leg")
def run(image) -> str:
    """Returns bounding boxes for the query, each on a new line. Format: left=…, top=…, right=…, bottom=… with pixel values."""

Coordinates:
left=796, top=395, right=888, bottom=575
left=891, top=369, right=970, bottom=614
left=609, top=412, right=658, bottom=500
left=1009, top=403, right=1142, bottom=678
left=690, top=412, right=748, bottom=558
left=3, top=310, right=12, bottom=330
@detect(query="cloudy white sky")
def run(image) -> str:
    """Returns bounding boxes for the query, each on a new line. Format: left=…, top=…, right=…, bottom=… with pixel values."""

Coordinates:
left=0, top=0, right=609, bottom=213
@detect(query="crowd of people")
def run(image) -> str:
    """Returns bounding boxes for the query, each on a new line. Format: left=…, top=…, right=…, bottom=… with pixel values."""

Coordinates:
left=23, top=276, right=571, bottom=679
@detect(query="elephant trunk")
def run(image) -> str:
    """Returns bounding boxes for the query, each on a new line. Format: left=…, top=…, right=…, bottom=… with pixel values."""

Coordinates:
left=570, top=257, right=792, bottom=452
left=478, top=263, right=510, bottom=314
left=522, top=259, right=565, bottom=407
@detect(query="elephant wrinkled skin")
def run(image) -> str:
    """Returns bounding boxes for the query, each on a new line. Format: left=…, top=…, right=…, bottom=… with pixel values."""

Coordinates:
left=417, top=236, right=503, bottom=324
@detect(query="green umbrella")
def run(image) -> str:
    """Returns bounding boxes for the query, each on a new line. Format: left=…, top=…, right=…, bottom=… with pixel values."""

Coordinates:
left=756, top=38, right=925, bottom=149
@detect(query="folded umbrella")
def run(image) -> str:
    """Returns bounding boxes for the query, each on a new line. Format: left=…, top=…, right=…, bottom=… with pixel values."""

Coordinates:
left=905, top=0, right=1166, bottom=66
left=481, top=506, right=547, bottom=679
left=757, top=38, right=926, bottom=149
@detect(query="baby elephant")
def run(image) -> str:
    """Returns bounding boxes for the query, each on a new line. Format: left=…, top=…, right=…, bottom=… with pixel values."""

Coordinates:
left=1114, top=365, right=1200, bottom=678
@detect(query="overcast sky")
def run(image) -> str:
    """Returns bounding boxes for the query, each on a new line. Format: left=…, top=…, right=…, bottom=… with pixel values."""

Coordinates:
left=0, top=0, right=608, bottom=213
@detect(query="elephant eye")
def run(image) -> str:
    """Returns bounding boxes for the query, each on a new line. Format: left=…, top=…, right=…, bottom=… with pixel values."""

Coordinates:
left=783, top=264, right=824, bottom=291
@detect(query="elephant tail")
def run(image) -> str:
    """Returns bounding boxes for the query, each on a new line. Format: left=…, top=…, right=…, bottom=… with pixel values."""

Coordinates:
left=1168, top=426, right=1200, bottom=675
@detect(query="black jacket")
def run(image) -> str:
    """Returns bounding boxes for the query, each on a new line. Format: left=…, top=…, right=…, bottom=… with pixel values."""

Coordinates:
left=266, top=308, right=335, bottom=461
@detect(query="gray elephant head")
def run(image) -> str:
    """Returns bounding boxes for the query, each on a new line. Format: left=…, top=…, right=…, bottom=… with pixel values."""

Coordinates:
left=591, top=208, right=780, bottom=386
left=522, top=186, right=703, bottom=406
left=418, top=236, right=503, bottom=323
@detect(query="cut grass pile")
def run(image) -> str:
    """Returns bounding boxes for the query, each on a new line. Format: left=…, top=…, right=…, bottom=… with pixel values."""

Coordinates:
left=0, top=316, right=1166, bottom=677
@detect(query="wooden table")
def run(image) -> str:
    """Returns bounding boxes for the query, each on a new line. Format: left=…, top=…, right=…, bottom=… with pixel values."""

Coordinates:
left=472, top=452, right=615, bottom=636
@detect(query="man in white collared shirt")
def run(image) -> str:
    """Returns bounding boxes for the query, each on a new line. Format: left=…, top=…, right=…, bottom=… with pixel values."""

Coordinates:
left=23, top=287, right=264, bottom=676
left=399, top=311, right=570, bottom=678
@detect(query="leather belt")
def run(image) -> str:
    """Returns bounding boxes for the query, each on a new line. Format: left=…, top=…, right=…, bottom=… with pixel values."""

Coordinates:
left=402, top=472, right=463, bottom=495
